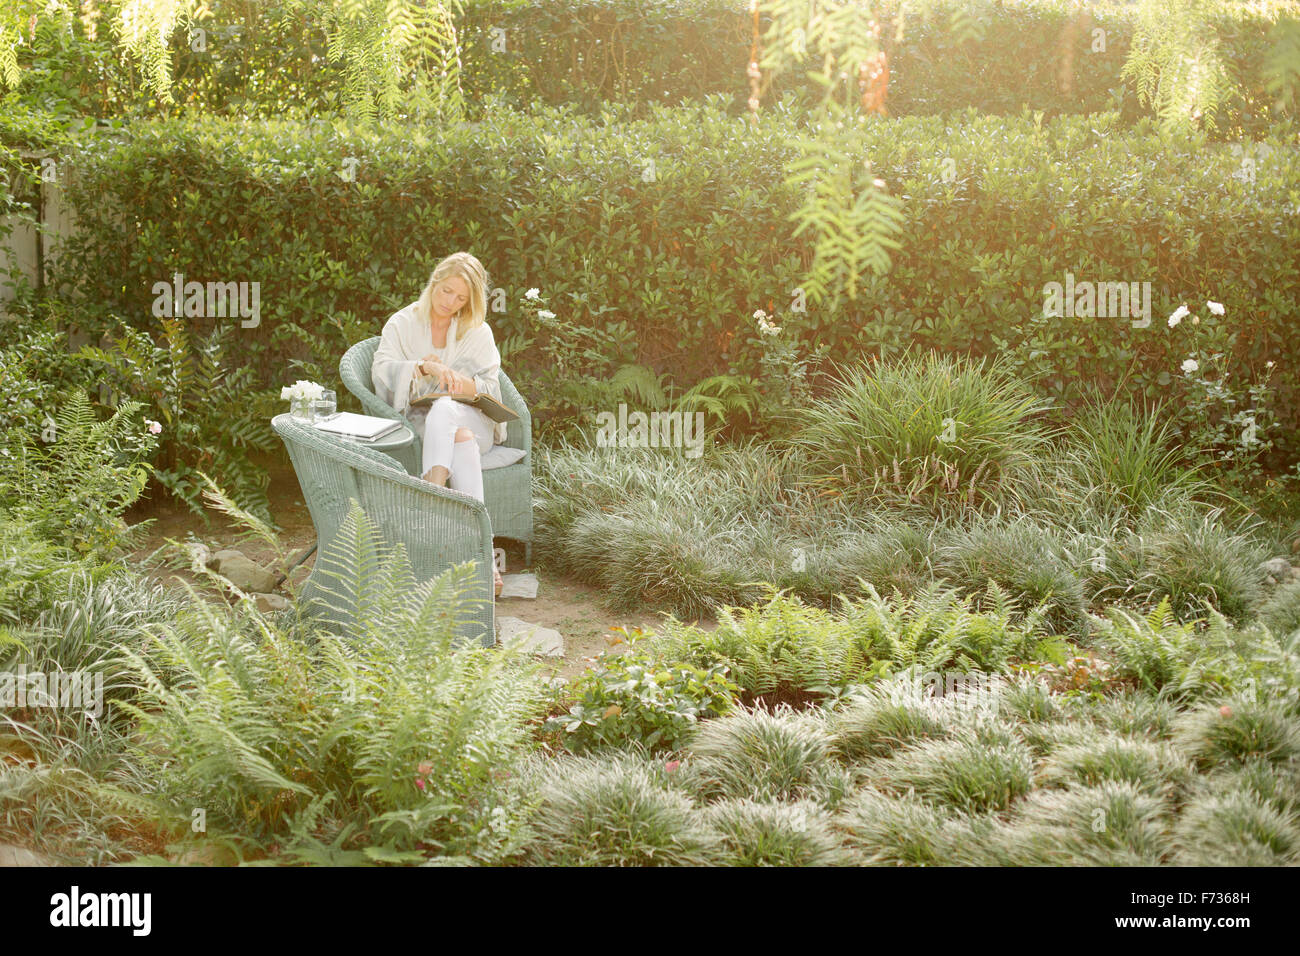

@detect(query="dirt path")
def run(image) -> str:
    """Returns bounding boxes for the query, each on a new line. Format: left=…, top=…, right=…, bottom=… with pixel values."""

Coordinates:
left=123, top=460, right=707, bottom=680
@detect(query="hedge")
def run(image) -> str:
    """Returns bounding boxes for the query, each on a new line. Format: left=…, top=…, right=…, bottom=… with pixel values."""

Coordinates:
left=25, top=98, right=1299, bottom=470
left=5, top=0, right=1295, bottom=134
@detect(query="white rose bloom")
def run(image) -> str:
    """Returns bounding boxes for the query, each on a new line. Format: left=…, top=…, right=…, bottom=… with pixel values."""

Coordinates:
left=525, top=288, right=540, bottom=299
left=538, top=310, right=556, bottom=319
left=1168, top=305, right=1190, bottom=326
left=1181, top=358, right=1199, bottom=374
left=1207, top=300, right=1225, bottom=315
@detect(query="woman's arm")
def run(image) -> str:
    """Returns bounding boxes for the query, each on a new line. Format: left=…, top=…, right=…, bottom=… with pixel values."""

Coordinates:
left=371, top=310, right=422, bottom=411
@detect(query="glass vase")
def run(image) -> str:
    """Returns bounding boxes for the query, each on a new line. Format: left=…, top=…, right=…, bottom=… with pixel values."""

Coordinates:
left=290, top=396, right=314, bottom=420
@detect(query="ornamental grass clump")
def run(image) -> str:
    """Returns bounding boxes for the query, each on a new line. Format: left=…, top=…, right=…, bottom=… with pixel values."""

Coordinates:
left=865, top=730, right=1035, bottom=814
left=834, top=787, right=955, bottom=866
left=687, top=706, right=852, bottom=808
left=1172, top=789, right=1300, bottom=866
left=1035, top=734, right=1194, bottom=798
left=1002, top=782, right=1174, bottom=866
left=792, top=352, right=1052, bottom=515
left=520, top=752, right=716, bottom=867
left=703, top=798, right=849, bottom=867
left=1172, top=699, right=1300, bottom=769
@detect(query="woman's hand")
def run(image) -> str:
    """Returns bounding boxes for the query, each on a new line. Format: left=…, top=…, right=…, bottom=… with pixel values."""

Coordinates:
left=447, top=370, right=477, bottom=398
left=418, top=357, right=475, bottom=397
left=418, top=357, right=457, bottom=392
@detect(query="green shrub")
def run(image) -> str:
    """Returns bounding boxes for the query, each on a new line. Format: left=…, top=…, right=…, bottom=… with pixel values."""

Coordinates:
left=652, top=591, right=878, bottom=704
left=838, top=583, right=1043, bottom=676
left=1098, top=600, right=1233, bottom=697
left=703, top=798, right=848, bottom=867
left=545, top=632, right=739, bottom=754
left=520, top=752, right=716, bottom=866
left=0, top=389, right=156, bottom=559
left=76, top=318, right=278, bottom=519
left=49, top=108, right=1300, bottom=481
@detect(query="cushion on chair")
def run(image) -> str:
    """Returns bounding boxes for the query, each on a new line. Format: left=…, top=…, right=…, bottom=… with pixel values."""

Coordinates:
left=481, top=444, right=527, bottom=470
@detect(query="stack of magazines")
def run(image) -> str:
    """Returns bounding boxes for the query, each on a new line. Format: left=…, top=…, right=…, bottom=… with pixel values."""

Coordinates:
left=311, top=412, right=404, bottom=443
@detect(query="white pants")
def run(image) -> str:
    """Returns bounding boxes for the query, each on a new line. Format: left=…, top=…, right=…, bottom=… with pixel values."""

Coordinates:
left=421, top=397, right=495, bottom=501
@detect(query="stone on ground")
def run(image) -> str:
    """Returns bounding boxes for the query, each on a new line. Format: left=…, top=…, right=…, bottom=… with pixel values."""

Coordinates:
left=210, top=550, right=279, bottom=593
left=499, top=573, right=539, bottom=599
left=496, top=616, right=564, bottom=656
left=0, top=844, right=54, bottom=866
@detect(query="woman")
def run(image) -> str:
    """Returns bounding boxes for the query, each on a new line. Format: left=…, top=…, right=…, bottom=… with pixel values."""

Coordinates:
left=371, top=252, right=509, bottom=595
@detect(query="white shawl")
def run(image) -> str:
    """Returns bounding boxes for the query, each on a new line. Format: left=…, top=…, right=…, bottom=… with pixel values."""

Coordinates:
left=371, top=301, right=509, bottom=445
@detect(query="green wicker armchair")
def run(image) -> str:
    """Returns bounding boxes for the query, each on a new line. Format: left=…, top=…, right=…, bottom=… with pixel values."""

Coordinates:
left=272, top=413, right=495, bottom=647
left=340, top=336, right=534, bottom=565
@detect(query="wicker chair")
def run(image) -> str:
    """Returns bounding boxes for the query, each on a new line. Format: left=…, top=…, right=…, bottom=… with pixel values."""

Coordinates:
left=272, top=413, right=495, bottom=648
left=339, top=336, right=534, bottom=565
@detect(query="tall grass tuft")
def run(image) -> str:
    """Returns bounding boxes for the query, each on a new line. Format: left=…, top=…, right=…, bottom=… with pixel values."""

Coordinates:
left=865, top=730, right=1035, bottom=813
left=687, top=706, right=851, bottom=807
left=703, top=798, right=849, bottom=866
left=1172, top=789, right=1300, bottom=866
left=520, top=752, right=716, bottom=866
left=792, top=352, right=1051, bottom=515
left=1056, top=399, right=1209, bottom=520
left=1172, top=699, right=1300, bottom=769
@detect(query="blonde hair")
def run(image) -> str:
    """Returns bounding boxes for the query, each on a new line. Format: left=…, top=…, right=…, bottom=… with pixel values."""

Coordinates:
left=416, top=252, right=490, bottom=333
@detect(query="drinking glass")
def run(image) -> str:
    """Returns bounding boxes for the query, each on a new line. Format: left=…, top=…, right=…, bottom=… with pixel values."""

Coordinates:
left=312, top=389, right=338, bottom=421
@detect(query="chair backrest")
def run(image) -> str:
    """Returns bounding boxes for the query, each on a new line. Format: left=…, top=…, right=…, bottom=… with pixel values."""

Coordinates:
left=272, top=414, right=495, bottom=645
left=340, top=335, right=532, bottom=455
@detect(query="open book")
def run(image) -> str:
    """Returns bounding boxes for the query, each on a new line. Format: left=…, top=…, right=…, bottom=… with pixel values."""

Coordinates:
left=409, top=383, right=519, bottom=424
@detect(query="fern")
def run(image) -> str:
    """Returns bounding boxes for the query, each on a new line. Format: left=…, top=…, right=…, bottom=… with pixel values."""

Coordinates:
left=113, top=503, right=547, bottom=860
left=786, top=119, right=905, bottom=303
left=1120, top=0, right=1234, bottom=131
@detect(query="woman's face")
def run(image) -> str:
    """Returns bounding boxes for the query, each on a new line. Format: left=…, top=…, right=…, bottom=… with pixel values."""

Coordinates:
left=431, top=275, right=471, bottom=321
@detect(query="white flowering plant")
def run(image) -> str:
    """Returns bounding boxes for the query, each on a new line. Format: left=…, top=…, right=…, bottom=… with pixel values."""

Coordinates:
left=1162, top=298, right=1276, bottom=484
left=745, top=308, right=825, bottom=432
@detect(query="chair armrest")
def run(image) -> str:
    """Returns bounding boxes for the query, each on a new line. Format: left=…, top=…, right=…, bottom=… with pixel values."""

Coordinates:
left=339, top=338, right=405, bottom=423
left=497, top=370, right=532, bottom=457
